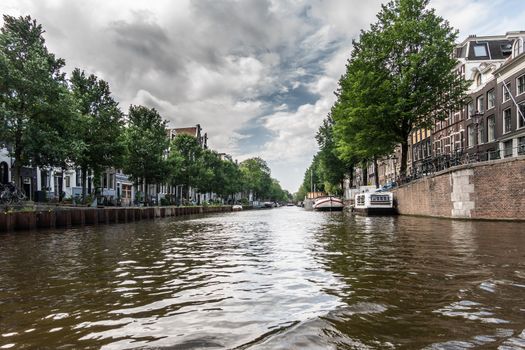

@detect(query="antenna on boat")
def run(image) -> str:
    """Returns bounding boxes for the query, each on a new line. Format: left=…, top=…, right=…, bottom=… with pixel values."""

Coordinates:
left=310, top=169, right=313, bottom=193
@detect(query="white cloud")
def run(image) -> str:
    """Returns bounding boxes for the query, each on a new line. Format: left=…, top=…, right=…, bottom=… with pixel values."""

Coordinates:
left=1, top=0, right=524, bottom=192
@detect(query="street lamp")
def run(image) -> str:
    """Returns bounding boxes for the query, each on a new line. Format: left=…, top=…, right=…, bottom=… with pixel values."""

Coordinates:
left=470, top=111, right=483, bottom=162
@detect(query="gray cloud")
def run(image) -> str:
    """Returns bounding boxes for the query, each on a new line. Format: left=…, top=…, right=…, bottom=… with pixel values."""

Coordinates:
left=110, top=16, right=173, bottom=70
left=1, top=0, right=524, bottom=191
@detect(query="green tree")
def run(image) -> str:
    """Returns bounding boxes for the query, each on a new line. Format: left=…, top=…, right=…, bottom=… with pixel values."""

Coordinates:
left=221, top=159, right=243, bottom=203
left=123, top=105, right=169, bottom=204
left=268, top=178, right=288, bottom=202
left=239, top=157, right=272, bottom=201
left=70, top=68, right=125, bottom=199
left=294, top=185, right=307, bottom=202
left=333, top=0, right=469, bottom=176
left=300, top=155, right=325, bottom=196
left=0, top=15, right=73, bottom=185
left=315, top=115, right=353, bottom=194
left=169, top=133, right=203, bottom=202
left=195, top=149, right=221, bottom=198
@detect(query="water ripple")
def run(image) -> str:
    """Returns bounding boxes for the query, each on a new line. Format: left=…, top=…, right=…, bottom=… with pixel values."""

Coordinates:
left=0, top=209, right=524, bottom=349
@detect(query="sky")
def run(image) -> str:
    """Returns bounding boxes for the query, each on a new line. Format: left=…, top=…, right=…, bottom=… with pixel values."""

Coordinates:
left=1, top=0, right=524, bottom=192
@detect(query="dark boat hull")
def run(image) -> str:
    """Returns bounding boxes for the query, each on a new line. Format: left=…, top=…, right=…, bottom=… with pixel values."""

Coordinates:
left=315, top=206, right=344, bottom=212
left=353, top=207, right=398, bottom=216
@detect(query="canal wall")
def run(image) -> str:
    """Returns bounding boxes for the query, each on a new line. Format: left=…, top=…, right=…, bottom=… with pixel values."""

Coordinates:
left=392, top=156, right=525, bottom=220
left=0, top=206, right=234, bottom=233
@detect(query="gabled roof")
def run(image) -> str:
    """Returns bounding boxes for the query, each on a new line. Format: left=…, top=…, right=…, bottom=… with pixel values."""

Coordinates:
left=455, top=34, right=513, bottom=61
left=466, top=39, right=512, bottom=60
left=172, top=127, right=198, bottom=137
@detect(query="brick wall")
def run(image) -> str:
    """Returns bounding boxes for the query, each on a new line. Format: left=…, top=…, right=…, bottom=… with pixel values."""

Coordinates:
left=472, top=158, right=525, bottom=219
left=392, top=172, right=452, bottom=218
left=393, top=157, right=525, bottom=220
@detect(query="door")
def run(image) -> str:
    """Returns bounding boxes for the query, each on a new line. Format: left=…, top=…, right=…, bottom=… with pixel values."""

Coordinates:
left=0, top=162, right=8, bottom=184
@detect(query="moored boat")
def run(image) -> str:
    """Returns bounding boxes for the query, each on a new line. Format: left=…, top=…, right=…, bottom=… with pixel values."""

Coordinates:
left=313, top=196, right=344, bottom=211
left=353, top=192, right=396, bottom=215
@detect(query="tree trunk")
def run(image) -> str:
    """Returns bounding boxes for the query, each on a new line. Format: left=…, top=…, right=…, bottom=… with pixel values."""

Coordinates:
left=12, top=164, right=21, bottom=187
left=143, top=178, right=148, bottom=206
left=373, top=157, right=380, bottom=189
left=13, top=120, right=22, bottom=187
left=156, top=183, right=160, bottom=206
left=81, top=166, right=87, bottom=203
left=361, top=161, right=368, bottom=186
left=59, top=167, right=65, bottom=202
left=349, top=165, right=354, bottom=188
left=400, top=140, right=409, bottom=178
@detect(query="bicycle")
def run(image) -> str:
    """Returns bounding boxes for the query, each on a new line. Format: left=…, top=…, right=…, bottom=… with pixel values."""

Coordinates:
left=0, top=182, right=26, bottom=206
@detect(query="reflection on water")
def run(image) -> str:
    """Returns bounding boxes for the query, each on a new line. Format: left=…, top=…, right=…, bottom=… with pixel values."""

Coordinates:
left=0, top=208, right=524, bottom=349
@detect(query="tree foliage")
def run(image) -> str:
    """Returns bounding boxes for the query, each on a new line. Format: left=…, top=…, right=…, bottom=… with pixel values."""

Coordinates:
left=239, top=157, right=271, bottom=200
left=0, top=15, right=286, bottom=205
left=0, top=15, right=74, bottom=184
left=70, top=68, right=124, bottom=197
left=315, top=115, right=352, bottom=194
left=169, top=133, right=203, bottom=200
left=123, top=105, right=169, bottom=199
left=332, top=0, right=469, bottom=175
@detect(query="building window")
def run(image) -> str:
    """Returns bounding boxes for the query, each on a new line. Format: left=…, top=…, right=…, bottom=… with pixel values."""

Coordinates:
left=54, top=175, right=62, bottom=196
left=75, top=169, right=81, bottom=187
left=513, top=38, right=524, bottom=58
left=476, top=95, right=485, bottom=113
left=473, top=43, right=488, bottom=57
left=503, top=140, right=513, bottom=158
left=487, top=116, right=495, bottom=142
left=478, top=120, right=485, bottom=144
left=504, top=108, right=512, bottom=133
left=503, top=82, right=511, bottom=102
left=103, top=173, right=108, bottom=189
left=519, top=137, right=525, bottom=155
left=109, top=173, right=114, bottom=189
left=453, top=112, right=461, bottom=124
left=444, top=137, right=451, bottom=155
left=487, top=89, right=495, bottom=109
left=122, top=184, right=131, bottom=199
left=476, top=74, right=482, bottom=86
left=65, top=176, right=70, bottom=188
left=467, top=102, right=474, bottom=118
left=468, top=125, right=476, bottom=148
left=518, top=74, right=525, bottom=95
left=519, top=103, right=525, bottom=129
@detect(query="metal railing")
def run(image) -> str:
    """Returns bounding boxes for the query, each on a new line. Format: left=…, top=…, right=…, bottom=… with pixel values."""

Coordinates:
left=396, top=144, right=525, bottom=185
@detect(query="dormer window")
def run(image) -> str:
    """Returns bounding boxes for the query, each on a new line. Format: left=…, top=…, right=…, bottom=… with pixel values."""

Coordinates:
left=513, top=38, right=524, bottom=58
left=476, top=73, right=482, bottom=86
left=473, top=43, right=488, bottom=57
left=501, top=43, right=512, bottom=56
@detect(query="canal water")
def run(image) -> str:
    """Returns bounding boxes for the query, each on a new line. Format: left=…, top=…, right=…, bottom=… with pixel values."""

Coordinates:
left=0, top=208, right=524, bottom=349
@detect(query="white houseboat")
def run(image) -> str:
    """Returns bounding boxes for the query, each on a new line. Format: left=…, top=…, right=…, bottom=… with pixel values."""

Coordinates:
left=353, top=192, right=396, bottom=215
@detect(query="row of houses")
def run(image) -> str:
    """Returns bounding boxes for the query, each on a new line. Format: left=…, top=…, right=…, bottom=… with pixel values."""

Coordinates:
left=349, top=31, right=525, bottom=190
left=0, top=124, right=223, bottom=206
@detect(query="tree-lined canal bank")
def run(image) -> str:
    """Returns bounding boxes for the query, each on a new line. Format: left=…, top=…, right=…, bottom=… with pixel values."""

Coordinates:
left=0, top=207, right=524, bottom=349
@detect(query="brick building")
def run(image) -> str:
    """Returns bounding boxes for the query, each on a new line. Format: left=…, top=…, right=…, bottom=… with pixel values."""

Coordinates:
left=398, top=32, right=525, bottom=182
left=348, top=31, right=525, bottom=193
